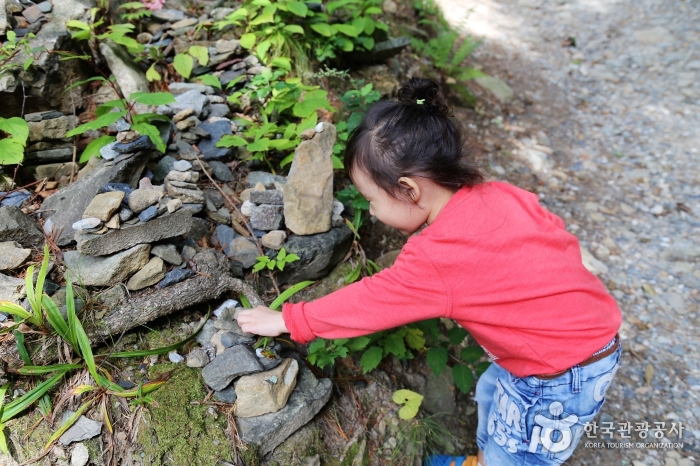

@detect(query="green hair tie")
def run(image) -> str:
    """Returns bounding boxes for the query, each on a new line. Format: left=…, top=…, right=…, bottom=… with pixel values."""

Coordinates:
left=416, top=99, right=425, bottom=104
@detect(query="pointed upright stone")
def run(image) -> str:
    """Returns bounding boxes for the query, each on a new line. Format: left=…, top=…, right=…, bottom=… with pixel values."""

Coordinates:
left=283, top=122, right=336, bottom=235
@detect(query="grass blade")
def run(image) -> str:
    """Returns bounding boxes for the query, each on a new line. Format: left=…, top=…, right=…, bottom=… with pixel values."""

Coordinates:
left=24, top=265, right=37, bottom=313
left=2, top=370, right=66, bottom=423
left=0, top=383, right=8, bottom=454
left=65, top=276, right=77, bottom=348
left=0, top=382, right=8, bottom=417
left=35, top=245, right=50, bottom=315
left=14, top=330, right=32, bottom=365
left=101, top=399, right=113, bottom=434
left=39, top=394, right=52, bottom=418
left=43, top=398, right=94, bottom=452
left=41, top=296, right=70, bottom=344
left=0, top=301, right=33, bottom=322
left=17, top=364, right=82, bottom=375
left=107, top=309, right=210, bottom=358
left=269, top=281, right=314, bottom=310
left=239, top=294, right=252, bottom=308
left=106, top=370, right=173, bottom=397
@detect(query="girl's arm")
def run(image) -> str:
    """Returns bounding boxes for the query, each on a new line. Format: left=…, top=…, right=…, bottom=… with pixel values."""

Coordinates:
left=238, top=306, right=288, bottom=336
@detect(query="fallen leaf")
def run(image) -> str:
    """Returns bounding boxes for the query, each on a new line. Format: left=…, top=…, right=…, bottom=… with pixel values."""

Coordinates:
left=644, top=364, right=654, bottom=386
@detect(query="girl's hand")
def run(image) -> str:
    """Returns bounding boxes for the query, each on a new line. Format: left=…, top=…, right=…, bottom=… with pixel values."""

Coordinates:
left=237, top=306, right=289, bottom=336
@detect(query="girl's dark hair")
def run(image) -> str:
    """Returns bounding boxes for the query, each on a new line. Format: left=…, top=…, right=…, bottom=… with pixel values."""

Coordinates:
left=345, top=77, right=483, bottom=201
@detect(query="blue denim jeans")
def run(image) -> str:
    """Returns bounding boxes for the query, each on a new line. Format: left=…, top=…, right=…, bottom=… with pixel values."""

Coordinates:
left=475, top=340, right=621, bottom=465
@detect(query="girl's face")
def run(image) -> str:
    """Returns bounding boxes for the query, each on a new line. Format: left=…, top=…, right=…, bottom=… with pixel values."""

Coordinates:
left=352, top=169, right=430, bottom=235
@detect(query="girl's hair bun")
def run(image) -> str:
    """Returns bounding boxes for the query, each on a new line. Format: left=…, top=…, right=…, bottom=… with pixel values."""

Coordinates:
left=397, top=77, right=452, bottom=117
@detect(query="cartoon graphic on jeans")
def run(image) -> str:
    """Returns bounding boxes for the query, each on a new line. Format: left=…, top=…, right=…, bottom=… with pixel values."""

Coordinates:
left=487, top=380, right=522, bottom=453
left=528, top=402, right=578, bottom=454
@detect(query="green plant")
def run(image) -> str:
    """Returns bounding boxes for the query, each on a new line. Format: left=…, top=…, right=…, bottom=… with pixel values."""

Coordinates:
left=336, top=184, right=370, bottom=236
left=0, top=245, right=206, bottom=454
left=252, top=247, right=300, bottom=273
left=118, top=1, right=152, bottom=23
left=0, top=115, right=30, bottom=165
left=392, top=389, right=424, bottom=420
left=393, top=414, right=457, bottom=464
left=217, top=68, right=333, bottom=171
left=0, top=30, right=40, bottom=78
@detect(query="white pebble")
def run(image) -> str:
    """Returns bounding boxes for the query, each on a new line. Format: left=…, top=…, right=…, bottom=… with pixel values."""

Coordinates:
left=168, top=351, right=185, bottom=363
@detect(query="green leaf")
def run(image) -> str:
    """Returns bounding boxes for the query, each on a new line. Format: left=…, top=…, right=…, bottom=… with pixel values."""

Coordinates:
left=360, top=36, right=374, bottom=51
left=277, top=248, right=287, bottom=260
left=2, top=370, right=67, bottom=423
left=17, top=363, right=83, bottom=376
left=460, top=345, right=485, bottom=363
left=364, top=18, right=376, bottom=35
left=392, top=389, right=424, bottom=420
left=384, top=332, right=406, bottom=357
left=352, top=16, right=365, bottom=35
left=95, top=99, right=126, bottom=116
left=283, top=24, right=305, bottom=35
left=452, top=364, right=474, bottom=394
left=216, top=135, right=247, bottom=148
left=404, top=327, right=426, bottom=350
left=310, top=23, right=334, bottom=37
left=66, top=110, right=127, bottom=138
left=44, top=398, right=94, bottom=451
left=269, top=281, right=314, bottom=310
left=80, top=135, right=115, bottom=163
left=476, top=361, right=491, bottom=377
left=346, top=336, right=370, bottom=351
left=250, top=5, right=276, bottom=25
left=240, top=33, right=256, bottom=49
left=359, top=346, right=383, bottom=373
left=280, top=153, right=294, bottom=168
left=293, top=98, right=331, bottom=118
left=332, top=24, right=359, bottom=37
left=23, top=56, right=34, bottom=71
left=375, top=21, right=388, bottom=31
left=426, top=346, right=448, bottom=377
left=256, top=39, right=272, bottom=60
left=360, top=83, right=373, bottom=96
left=247, top=138, right=271, bottom=152
left=365, top=6, right=382, bottom=14
left=287, top=1, right=308, bottom=16
left=344, top=263, right=362, bottom=285
left=132, top=122, right=166, bottom=153
left=130, top=92, right=176, bottom=106
left=0, top=117, right=29, bottom=146
left=0, top=139, right=25, bottom=165
left=270, top=57, right=291, bottom=71
left=41, top=296, right=70, bottom=344
left=198, top=74, right=222, bottom=90
left=448, top=326, right=468, bottom=345
left=173, top=53, right=194, bottom=79
left=66, top=20, right=90, bottom=31
left=332, top=154, right=344, bottom=170
left=0, top=302, right=32, bottom=322
left=64, top=76, right=108, bottom=94
left=297, top=113, right=318, bottom=134
left=188, top=45, right=209, bottom=66
left=146, top=63, right=161, bottom=82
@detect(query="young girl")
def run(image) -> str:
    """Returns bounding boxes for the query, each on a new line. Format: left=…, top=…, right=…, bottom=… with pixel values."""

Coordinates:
left=238, top=78, right=622, bottom=466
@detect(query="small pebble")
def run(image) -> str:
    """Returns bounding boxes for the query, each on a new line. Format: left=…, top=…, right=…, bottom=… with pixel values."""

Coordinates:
left=138, top=205, right=158, bottom=222
left=173, top=160, right=193, bottom=171
left=168, top=351, right=185, bottom=363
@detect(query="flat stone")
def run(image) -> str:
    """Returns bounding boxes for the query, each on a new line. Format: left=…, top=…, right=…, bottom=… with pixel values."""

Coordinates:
left=24, top=110, right=64, bottom=122
left=283, top=122, right=335, bottom=235
left=164, top=181, right=205, bottom=204
left=0, top=205, right=44, bottom=247
left=208, top=160, right=234, bottom=182
left=250, top=204, right=284, bottom=231
left=22, top=5, right=45, bottom=24
left=237, top=358, right=333, bottom=455
left=136, top=205, right=157, bottom=222
left=213, top=385, right=238, bottom=404
left=115, top=118, right=131, bottom=132
left=168, top=351, right=184, bottom=363
left=82, top=191, right=125, bottom=222
left=186, top=348, right=210, bottom=368
left=153, top=155, right=176, bottom=182
left=127, top=188, right=161, bottom=213
left=214, top=317, right=253, bottom=337
left=0, top=273, right=25, bottom=305
left=64, top=244, right=151, bottom=287
left=151, top=244, right=182, bottom=265
left=213, top=224, right=235, bottom=249
left=173, top=160, right=192, bottom=172
left=276, top=225, right=353, bottom=285
left=58, top=412, right=102, bottom=446
left=113, top=135, right=153, bottom=154
left=74, top=208, right=192, bottom=256
left=0, top=241, right=32, bottom=271
left=247, top=171, right=287, bottom=188
left=171, top=18, right=198, bottom=29
left=475, top=76, right=514, bottom=103
left=201, top=345, right=263, bottom=391
left=166, top=90, right=211, bottom=119
left=226, top=237, right=259, bottom=268
left=72, top=218, right=102, bottom=231
left=0, top=190, right=30, bottom=208
left=168, top=83, right=212, bottom=96
left=156, top=268, right=194, bottom=289
left=99, top=40, right=149, bottom=103
left=126, top=257, right=166, bottom=290
left=93, top=285, right=128, bottom=308
left=633, top=26, right=672, bottom=45
left=41, top=155, right=146, bottom=246
left=25, top=148, right=74, bottom=164
left=250, top=189, right=283, bottom=205
left=422, top=368, right=456, bottom=415
left=197, top=120, right=233, bottom=160
left=152, top=8, right=186, bottom=22
left=195, top=319, right=217, bottom=347
left=31, top=162, right=79, bottom=181
left=99, top=142, right=120, bottom=160
left=235, top=358, right=299, bottom=418
left=261, top=230, right=286, bottom=250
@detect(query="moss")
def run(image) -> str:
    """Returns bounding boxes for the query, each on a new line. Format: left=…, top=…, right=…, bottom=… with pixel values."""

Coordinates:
left=3, top=410, right=55, bottom=465
left=84, top=436, right=105, bottom=465
left=263, top=423, right=322, bottom=465
left=137, top=363, right=234, bottom=466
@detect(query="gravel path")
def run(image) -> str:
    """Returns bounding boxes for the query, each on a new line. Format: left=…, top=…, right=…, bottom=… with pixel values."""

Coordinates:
left=435, top=0, right=700, bottom=464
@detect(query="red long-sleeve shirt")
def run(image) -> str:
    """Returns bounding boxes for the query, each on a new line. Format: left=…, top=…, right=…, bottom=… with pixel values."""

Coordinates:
left=282, top=181, right=621, bottom=377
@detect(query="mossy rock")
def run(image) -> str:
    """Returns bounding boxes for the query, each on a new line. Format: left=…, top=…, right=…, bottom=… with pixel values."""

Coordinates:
left=137, top=363, right=235, bottom=466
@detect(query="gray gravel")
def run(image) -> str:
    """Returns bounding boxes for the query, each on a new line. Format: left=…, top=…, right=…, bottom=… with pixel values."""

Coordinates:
left=436, top=0, right=700, bottom=464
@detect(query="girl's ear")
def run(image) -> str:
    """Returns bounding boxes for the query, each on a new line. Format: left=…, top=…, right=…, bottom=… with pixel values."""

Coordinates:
left=398, top=177, right=421, bottom=202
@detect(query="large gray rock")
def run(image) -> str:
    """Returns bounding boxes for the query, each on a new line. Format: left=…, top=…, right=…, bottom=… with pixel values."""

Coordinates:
left=422, top=369, right=456, bottom=415
left=98, top=40, right=149, bottom=103
left=474, top=76, right=514, bottom=104
left=0, top=273, right=25, bottom=305
left=74, top=208, right=192, bottom=256
left=226, top=237, right=259, bottom=268
left=0, top=206, right=44, bottom=247
left=0, top=0, right=94, bottom=117
left=250, top=204, right=284, bottom=231
left=237, top=358, right=333, bottom=455
left=235, top=358, right=299, bottom=418
left=0, top=1, right=7, bottom=36
left=276, top=225, right=353, bottom=285
left=283, top=122, right=336, bottom=235
left=64, top=244, right=151, bottom=287
left=201, top=345, right=263, bottom=391
left=41, top=154, right=147, bottom=245
left=0, top=241, right=32, bottom=271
